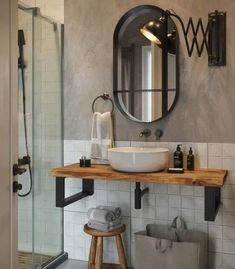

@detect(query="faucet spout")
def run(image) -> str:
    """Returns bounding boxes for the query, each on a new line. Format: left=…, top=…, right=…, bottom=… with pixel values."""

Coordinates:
left=139, top=129, right=151, bottom=138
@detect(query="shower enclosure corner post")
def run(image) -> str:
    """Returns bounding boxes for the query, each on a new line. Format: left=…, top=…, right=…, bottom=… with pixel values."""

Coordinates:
left=60, top=22, right=65, bottom=256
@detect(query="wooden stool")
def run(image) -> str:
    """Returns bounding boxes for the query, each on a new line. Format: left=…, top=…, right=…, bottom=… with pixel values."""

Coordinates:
left=84, top=224, right=128, bottom=269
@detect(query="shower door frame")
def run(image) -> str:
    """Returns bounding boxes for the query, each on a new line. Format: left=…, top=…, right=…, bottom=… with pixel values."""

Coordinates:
left=0, top=0, right=18, bottom=269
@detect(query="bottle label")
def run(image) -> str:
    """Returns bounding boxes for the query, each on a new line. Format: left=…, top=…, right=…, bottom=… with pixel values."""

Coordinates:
left=174, top=156, right=183, bottom=168
left=187, top=156, right=194, bottom=170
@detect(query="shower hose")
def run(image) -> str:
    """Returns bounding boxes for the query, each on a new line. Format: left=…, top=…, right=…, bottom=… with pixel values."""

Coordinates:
left=18, top=57, right=33, bottom=198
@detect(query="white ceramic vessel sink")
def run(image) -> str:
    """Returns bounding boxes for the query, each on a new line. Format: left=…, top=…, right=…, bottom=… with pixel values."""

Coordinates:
left=108, top=147, right=169, bottom=172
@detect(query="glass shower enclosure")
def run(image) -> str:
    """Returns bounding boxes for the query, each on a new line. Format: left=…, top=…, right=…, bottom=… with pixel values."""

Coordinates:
left=18, top=4, right=66, bottom=269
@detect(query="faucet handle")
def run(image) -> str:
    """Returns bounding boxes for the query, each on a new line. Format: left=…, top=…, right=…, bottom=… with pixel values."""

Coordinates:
left=155, top=129, right=163, bottom=140
left=139, top=129, right=151, bottom=138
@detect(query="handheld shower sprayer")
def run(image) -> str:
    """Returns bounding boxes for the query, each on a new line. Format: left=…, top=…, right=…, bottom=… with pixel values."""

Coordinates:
left=18, top=29, right=26, bottom=69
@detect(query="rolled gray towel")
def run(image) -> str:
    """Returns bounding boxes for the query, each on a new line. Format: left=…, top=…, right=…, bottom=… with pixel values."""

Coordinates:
left=88, top=217, right=121, bottom=227
left=88, top=220, right=123, bottom=232
left=97, top=205, right=122, bottom=219
left=90, top=217, right=121, bottom=226
left=87, top=208, right=116, bottom=223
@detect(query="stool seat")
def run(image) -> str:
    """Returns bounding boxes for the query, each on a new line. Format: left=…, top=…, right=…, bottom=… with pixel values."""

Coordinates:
left=84, top=224, right=128, bottom=269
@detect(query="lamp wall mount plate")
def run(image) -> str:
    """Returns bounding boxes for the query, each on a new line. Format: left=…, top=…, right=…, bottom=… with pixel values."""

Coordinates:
left=208, top=11, right=226, bottom=66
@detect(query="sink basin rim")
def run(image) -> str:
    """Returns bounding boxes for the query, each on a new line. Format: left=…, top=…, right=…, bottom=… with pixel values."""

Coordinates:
left=108, top=147, right=169, bottom=154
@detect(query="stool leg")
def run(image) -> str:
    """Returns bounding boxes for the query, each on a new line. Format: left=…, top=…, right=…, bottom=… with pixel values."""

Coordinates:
left=88, top=236, right=97, bottom=269
left=115, top=235, right=127, bottom=269
left=95, top=237, right=103, bottom=269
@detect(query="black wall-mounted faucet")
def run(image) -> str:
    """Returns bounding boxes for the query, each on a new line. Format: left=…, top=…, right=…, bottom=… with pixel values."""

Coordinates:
left=139, top=129, right=151, bottom=138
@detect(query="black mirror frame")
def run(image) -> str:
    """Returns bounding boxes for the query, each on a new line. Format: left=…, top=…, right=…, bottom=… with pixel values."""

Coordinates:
left=113, top=5, right=180, bottom=123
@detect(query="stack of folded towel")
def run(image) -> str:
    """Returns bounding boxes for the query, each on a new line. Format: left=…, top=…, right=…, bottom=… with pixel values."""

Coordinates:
left=87, top=206, right=122, bottom=232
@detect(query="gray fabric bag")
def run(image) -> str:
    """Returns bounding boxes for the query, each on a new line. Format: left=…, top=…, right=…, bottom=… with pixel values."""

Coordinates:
left=135, top=217, right=207, bottom=269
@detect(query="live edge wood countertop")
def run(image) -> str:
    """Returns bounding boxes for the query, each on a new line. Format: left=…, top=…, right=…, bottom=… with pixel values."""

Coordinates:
left=50, top=164, right=227, bottom=187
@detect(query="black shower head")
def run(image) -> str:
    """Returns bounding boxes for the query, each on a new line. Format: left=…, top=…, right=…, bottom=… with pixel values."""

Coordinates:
left=18, top=29, right=25, bottom=47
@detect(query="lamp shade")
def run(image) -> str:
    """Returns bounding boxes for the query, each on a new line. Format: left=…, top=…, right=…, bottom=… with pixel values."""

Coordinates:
left=140, top=17, right=166, bottom=45
left=140, top=17, right=176, bottom=55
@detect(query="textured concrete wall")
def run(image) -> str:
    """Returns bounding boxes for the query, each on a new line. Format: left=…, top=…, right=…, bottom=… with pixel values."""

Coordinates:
left=64, top=0, right=235, bottom=142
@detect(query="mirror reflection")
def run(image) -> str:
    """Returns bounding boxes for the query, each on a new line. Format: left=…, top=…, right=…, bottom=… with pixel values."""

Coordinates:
left=114, top=5, right=179, bottom=123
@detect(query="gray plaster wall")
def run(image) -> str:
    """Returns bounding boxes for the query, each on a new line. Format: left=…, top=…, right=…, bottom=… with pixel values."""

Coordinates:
left=64, top=0, right=235, bottom=142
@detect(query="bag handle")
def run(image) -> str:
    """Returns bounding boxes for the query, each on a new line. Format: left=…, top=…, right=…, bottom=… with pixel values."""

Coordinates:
left=171, top=216, right=187, bottom=230
left=155, top=239, right=172, bottom=253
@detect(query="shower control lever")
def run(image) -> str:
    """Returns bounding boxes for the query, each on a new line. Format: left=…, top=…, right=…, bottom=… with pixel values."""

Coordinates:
left=13, top=181, right=22, bottom=193
left=18, top=156, right=30, bottom=166
left=13, top=164, right=27, bottom=176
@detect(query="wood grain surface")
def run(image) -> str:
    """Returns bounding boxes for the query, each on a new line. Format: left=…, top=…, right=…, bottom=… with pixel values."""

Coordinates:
left=50, top=164, right=227, bottom=187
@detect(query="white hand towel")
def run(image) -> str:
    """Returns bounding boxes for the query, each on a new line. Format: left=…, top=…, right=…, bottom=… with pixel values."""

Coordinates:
left=90, top=112, right=114, bottom=163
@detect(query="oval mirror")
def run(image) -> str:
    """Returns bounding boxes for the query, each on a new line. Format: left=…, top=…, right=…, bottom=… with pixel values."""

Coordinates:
left=113, top=5, right=179, bottom=123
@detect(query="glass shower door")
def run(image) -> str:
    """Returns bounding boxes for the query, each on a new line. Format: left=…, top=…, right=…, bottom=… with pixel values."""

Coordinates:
left=32, top=13, right=64, bottom=269
left=18, top=5, right=65, bottom=269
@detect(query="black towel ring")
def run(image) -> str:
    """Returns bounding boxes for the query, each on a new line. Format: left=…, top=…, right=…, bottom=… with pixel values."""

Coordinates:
left=92, top=94, right=115, bottom=114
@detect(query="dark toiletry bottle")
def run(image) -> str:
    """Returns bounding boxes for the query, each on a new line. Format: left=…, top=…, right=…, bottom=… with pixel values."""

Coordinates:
left=174, top=144, right=183, bottom=168
left=187, top=147, right=195, bottom=171
left=80, top=156, right=86, bottom=167
left=80, top=156, right=91, bottom=167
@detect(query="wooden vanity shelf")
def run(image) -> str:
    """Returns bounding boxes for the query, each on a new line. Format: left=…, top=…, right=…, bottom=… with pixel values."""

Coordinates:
left=50, top=164, right=227, bottom=222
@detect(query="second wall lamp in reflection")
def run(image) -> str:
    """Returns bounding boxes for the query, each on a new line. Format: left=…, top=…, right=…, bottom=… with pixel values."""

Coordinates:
left=140, top=9, right=226, bottom=66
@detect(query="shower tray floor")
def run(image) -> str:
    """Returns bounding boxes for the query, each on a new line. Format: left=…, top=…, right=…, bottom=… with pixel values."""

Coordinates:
left=18, top=251, right=52, bottom=269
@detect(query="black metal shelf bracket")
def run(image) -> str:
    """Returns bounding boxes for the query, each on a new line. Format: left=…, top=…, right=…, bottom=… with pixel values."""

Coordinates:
left=54, top=176, right=222, bottom=222
left=204, top=186, right=221, bottom=221
left=56, top=177, right=94, bottom=207
left=135, top=182, right=149, bottom=209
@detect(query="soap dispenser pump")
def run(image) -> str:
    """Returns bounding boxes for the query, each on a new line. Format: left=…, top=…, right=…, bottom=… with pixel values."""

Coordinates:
left=174, top=144, right=183, bottom=168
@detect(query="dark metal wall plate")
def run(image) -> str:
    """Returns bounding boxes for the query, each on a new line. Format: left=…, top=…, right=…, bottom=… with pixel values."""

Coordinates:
left=208, top=11, right=226, bottom=66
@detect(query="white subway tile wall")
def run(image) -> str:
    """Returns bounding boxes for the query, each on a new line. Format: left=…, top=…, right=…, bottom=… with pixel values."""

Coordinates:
left=63, top=141, right=235, bottom=268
